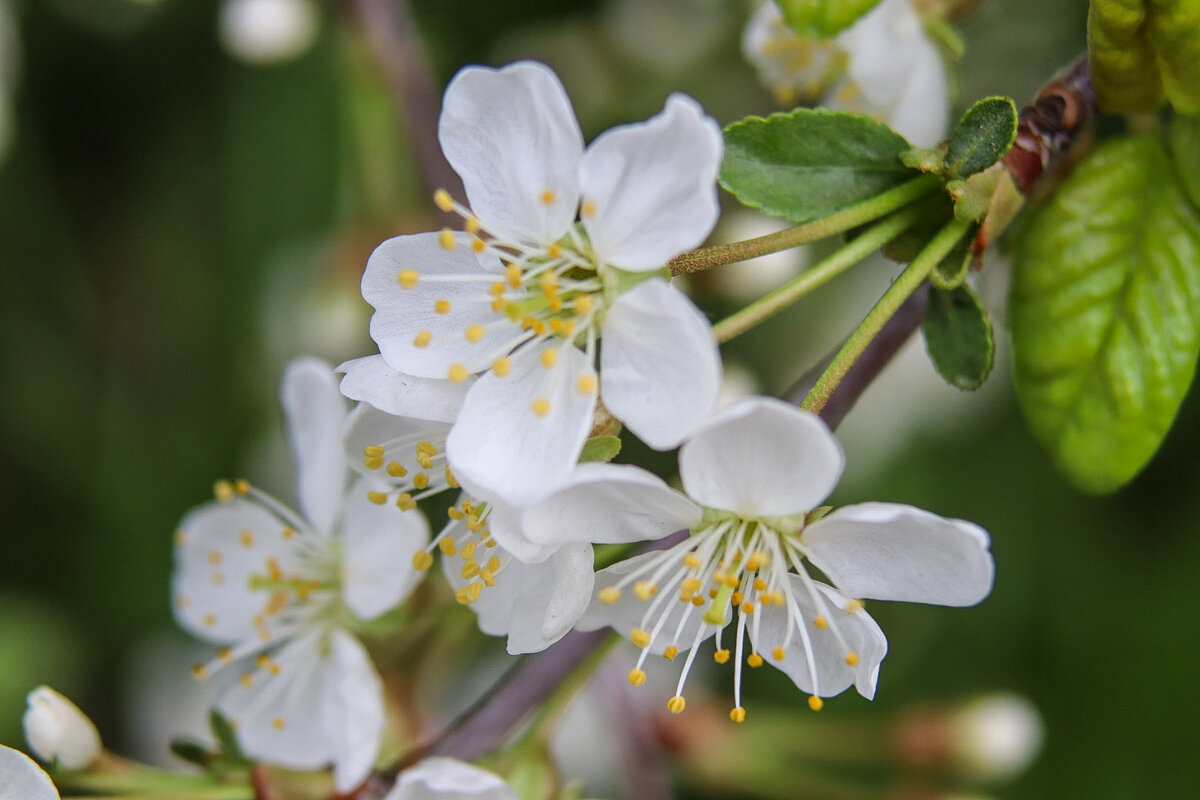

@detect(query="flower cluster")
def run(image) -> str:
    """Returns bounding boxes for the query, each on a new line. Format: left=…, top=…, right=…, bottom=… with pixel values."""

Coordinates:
left=165, top=58, right=995, bottom=793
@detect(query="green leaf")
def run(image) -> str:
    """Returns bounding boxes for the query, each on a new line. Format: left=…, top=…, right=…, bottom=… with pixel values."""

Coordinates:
left=929, top=226, right=977, bottom=289
left=1011, top=136, right=1200, bottom=493
left=945, top=97, right=1018, bottom=179
left=923, top=284, right=994, bottom=390
left=579, top=436, right=622, bottom=463
left=1088, top=0, right=1164, bottom=112
left=169, top=739, right=215, bottom=769
left=209, top=709, right=246, bottom=762
left=1147, top=0, right=1200, bottom=113
left=776, top=0, right=883, bottom=37
left=720, top=109, right=918, bottom=223
left=1168, top=114, right=1200, bottom=210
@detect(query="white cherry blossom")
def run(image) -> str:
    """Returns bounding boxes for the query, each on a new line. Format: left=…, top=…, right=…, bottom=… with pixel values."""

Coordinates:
left=520, top=397, right=993, bottom=720
left=171, top=358, right=429, bottom=792
left=362, top=60, right=723, bottom=506
left=743, top=0, right=949, bottom=147
left=0, top=746, right=59, bottom=800
left=384, top=757, right=519, bottom=800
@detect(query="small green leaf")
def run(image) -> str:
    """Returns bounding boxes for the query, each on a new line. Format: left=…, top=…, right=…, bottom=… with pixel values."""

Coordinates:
left=776, top=0, right=883, bottom=37
left=945, top=97, right=1018, bottom=179
left=209, top=709, right=245, bottom=761
left=1088, top=0, right=1164, bottom=112
left=579, top=436, right=622, bottom=463
left=930, top=227, right=977, bottom=290
left=720, top=109, right=918, bottom=223
left=923, top=284, right=994, bottom=390
left=1168, top=114, right=1200, bottom=210
left=1011, top=136, right=1200, bottom=493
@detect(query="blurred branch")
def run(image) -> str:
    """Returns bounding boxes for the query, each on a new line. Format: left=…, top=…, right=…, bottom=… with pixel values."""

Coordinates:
left=351, top=0, right=464, bottom=215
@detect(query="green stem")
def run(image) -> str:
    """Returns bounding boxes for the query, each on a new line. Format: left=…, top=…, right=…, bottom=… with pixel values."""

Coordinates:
left=668, top=175, right=939, bottom=275
left=712, top=203, right=928, bottom=344
left=54, top=765, right=251, bottom=798
left=801, top=218, right=971, bottom=414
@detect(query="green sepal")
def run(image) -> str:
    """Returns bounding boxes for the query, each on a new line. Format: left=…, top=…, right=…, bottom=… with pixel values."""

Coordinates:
left=579, top=436, right=622, bottom=463
left=901, top=146, right=946, bottom=174
left=601, top=265, right=666, bottom=307
left=776, top=0, right=883, bottom=37
left=720, top=109, right=919, bottom=223
left=945, top=96, right=1018, bottom=179
left=1168, top=114, right=1200, bottom=210
left=923, top=283, right=995, bottom=390
left=1011, top=136, right=1200, bottom=493
left=929, top=226, right=977, bottom=290
left=209, top=709, right=246, bottom=763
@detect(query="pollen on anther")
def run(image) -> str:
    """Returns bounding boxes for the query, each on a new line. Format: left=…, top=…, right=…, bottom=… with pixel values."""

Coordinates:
left=531, top=398, right=551, bottom=417
left=202, top=613, right=217, bottom=628
left=207, top=550, right=222, bottom=565
left=573, top=295, right=593, bottom=315
left=471, top=238, right=486, bottom=253
left=240, top=529, right=254, bottom=548
left=465, top=216, right=481, bottom=234
left=413, top=472, right=430, bottom=490
left=367, top=491, right=388, bottom=505
left=582, top=200, right=597, bottom=217
left=448, top=363, right=469, bottom=383
left=747, top=653, right=764, bottom=668
left=667, top=696, right=686, bottom=714
left=414, top=330, right=432, bottom=348
left=663, top=646, right=678, bottom=662
left=845, top=599, right=864, bottom=613
left=492, top=357, right=512, bottom=377
left=772, top=646, right=786, bottom=661
left=235, top=479, right=250, bottom=495
left=730, top=707, right=747, bottom=723
left=434, top=299, right=452, bottom=314
left=540, top=188, right=557, bottom=205
left=814, top=615, right=828, bottom=629
left=628, top=669, right=647, bottom=687
left=576, top=375, right=597, bottom=395
left=397, top=494, right=417, bottom=511
left=397, top=269, right=419, bottom=289
left=272, top=717, right=285, bottom=731
left=540, top=349, right=557, bottom=368
left=386, top=461, right=408, bottom=477
left=598, top=586, right=621, bottom=604
left=505, top=263, right=523, bottom=288
left=412, top=551, right=434, bottom=571
left=631, top=628, right=651, bottom=648
left=439, top=228, right=456, bottom=251
left=844, top=651, right=859, bottom=667
left=214, top=480, right=234, bottom=502
left=808, top=696, right=824, bottom=711
left=445, top=465, right=460, bottom=488
left=433, top=188, right=455, bottom=212
left=439, top=538, right=457, bottom=556
left=683, top=553, right=702, bottom=569
left=465, top=324, right=485, bottom=343
left=714, top=649, right=731, bottom=664
left=192, top=664, right=209, bottom=680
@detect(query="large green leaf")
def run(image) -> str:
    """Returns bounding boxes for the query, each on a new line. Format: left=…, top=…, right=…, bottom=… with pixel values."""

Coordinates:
left=1011, top=136, right=1200, bottom=493
left=924, top=284, right=995, bottom=390
left=720, top=109, right=917, bottom=223
left=1088, top=0, right=1200, bottom=113
left=776, top=0, right=883, bottom=37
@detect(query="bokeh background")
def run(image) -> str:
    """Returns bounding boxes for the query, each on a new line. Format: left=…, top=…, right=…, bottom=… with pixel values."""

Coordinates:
left=3, top=0, right=1198, bottom=798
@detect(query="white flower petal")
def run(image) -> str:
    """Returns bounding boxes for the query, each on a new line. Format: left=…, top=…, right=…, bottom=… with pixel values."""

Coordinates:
left=386, top=757, right=518, bottom=800
left=580, top=94, right=722, bottom=270
left=339, top=355, right=469, bottom=422
left=679, top=397, right=844, bottom=517
left=363, top=232, right=508, bottom=379
left=445, top=540, right=595, bottom=654
left=521, top=462, right=701, bottom=547
left=0, top=745, right=59, bottom=800
left=439, top=61, right=582, bottom=244
left=802, top=502, right=994, bottom=606
left=282, top=358, right=347, bottom=534
left=342, top=404, right=453, bottom=484
left=750, top=578, right=887, bottom=699
left=22, top=688, right=101, bottom=771
left=446, top=341, right=596, bottom=507
left=576, top=552, right=716, bottom=657
left=599, top=279, right=720, bottom=449
left=476, top=496, right=559, bottom=564
left=172, top=499, right=299, bottom=644
left=324, top=631, right=386, bottom=793
left=340, top=481, right=430, bottom=621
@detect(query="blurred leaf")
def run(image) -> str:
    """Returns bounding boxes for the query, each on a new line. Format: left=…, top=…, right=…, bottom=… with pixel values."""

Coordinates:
left=209, top=710, right=246, bottom=762
left=169, top=739, right=214, bottom=769
left=720, top=110, right=917, bottom=223
left=1011, top=136, right=1200, bottom=493
left=579, top=436, right=622, bottom=463
left=1087, top=0, right=1164, bottom=112
left=776, top=0, right=883, bottom=37
left=923, top=284, right=995, bottom=390
left=1168, top=115, right=1200, bottom=210
left=945, top=97, right=1018, bottom=179
left=1147, top=0, right=1200, bottom=113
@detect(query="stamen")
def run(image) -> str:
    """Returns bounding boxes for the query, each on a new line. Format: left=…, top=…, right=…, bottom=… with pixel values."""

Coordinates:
left=598, top=586, right=621, bottom=603
left=582, top=200, right=597, bottom=217
left=367, top=491, right=387, bottom=505
left=631, top=629, right=651, bottom=648
left=531, top=398, right=551, bottom=417
left=214, top=480, right=234, bottom=502
left=412, top=551, right=433, bottom=571
left=844, top=651, right=859, bottom=666
left=397, top=269, right=419, bottom=289
left=663, top=646, right=678, bottom=661
left=433, top=188, right=454, bottom=212
left=747, top=654, right=764, bottom=668
left=667, top=695, right=686, bottom=714
left=628, top=669, right=647, bottom=686
left=439, top=228, right=456, bottom=250
left=386, top=461, right=408, bottom=477
left=414, top=330, right=432, bottom=348
left=808, top=696, right=824, bottom=711
left=540, top=349, right=557, bottom=368
left=730, top=707, right=747, bottom=723
left=576, top=375, right=597, bottom=394
left=713, top=649, right=730, bottom=664
left=465, top=324, right=485, bottom=342
left=540, top=189, right=556, bottom=205
left=448, top=364, right=469, bottom=383
left=492, top=357, right=512, bottom=376
left=434, top=299, right=452, bottom=314
left=396, top=494, right=417, bottom=511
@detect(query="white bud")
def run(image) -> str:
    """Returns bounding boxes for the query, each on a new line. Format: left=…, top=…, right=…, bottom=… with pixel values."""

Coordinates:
left=23, top=687, right=102, bottom=771
left=219, top=0, right=318, bottom=65
left=0, top=745, right=60, bottom=800
left=950, top=693, right=1044, bottom=781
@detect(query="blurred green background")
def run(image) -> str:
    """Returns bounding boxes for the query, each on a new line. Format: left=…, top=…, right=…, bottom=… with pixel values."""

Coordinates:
left=3, top=0, right=1197, bottom=798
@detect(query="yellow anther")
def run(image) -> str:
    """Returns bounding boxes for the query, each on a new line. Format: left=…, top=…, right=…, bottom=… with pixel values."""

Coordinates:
left=397, top=269, right=419, bottom=289
left=465, top=514, right=484, bottom=532
left=561, top=320, right=575, bottom=337
left=202, top=613, right=217, bottom=628
left=546, top=243, right=562, bottom=258
left=628, top=669, right=647, bottom=687
left=433, top=188, right=454, bottom=212
left=460, top=541, right=478, bottom=558
left=480, top=568, right=496, bottom=586
left=235, top=479, right=250, bottom=495
left=540, top=348, right=557, bottom=368
left=364, top=455, right=384, bottom=470
left=486, top=556, right=501, bottom=572
left=844, top=651, right=859, bottom=667
left=492, top=300, right=506, bottom=315
left=573, top=294, right=593, bottom=315
left=413, top=472, right=430, bottom=490
left=691, top=595, right=705, bottom=606
left=240, top=673, right=254, bottom=688
left=454, top=581, right=483, bottom=604
left=753, top=578, right=767, bottom=591
left=681, top=578, right=703, bottom=593
left=461, top=560, right=481, bottom=579
left=845, top=599, right=864, bottom=613
left=730, top=707, right=747, bottom=723
left=412, top=551, right=434, bottom=571
left=272, top=717, right=285, bottom=731
left=217, top=647, right=233, bottom=663
left=664, top=645, right=678, bottom=661
left=192, top=664, right=209, bottom=680
left=773, top=646, right=786, bottom=661
left=413, top=330, right=432, bottom=348
left=683, top=553, right=702, bottom=569
left=207, top=550, right=222, bottom=565
left=633, top=580, right=658, bottom=601
left=667, top=696, right=686, bottom=714
left=434, top=299, right=452, bottom=314
left=631, top=629, right=651, bottom=648
left=492, top=357, right=512, bottom=376
left=416, top=441, right=437, bottom=457
left=465, top=324, right=485, bottom=342
left=240, top=530, right=254, bottom=547
left=714, top=649, right=731, bottom=664
left=386, top=461, right=408, bottom=478
left=214, top=480, right=234, bottom=502
left=531, top=398, right=551, bottom=417
left=484, top=538, right=497, bottom=548
left=576, top=375, right=597, bottom=395
left=416, top=453, right=433, bottom=470
left=745, top=552, right=768, bottom=571
left=175, top=595, right=191, bottom=609
left=210, top=572, right=225, bottom=585
left=582, top=200, right=597, bottom=217
left=174, top=529, right=188, bottom=547
left=367, top=490, right=388, bottom=505
left=808, top=696, right=824, bottom=711
left=445, top=465, right=459, bottom=488
left=731, top=591, right=744, bottom=606
left=439, top=538, right=457, bottom=556
left=258, top=652, right=273, bottom=668
left=740, top=601, right=755, bottom=615
left=598, top=586, right=621, bottom=604
left=448, top=363, right=469, bottom=383
left=396, top=494, right=417, bottom=511
left=439, top=228, right=456, bottom=250
left=471, top=238, right=486, bottom=253
left=506, top=263, right=523, bottom=288
left=747, top=654, right=764, bottom=668
left=465, top=216, right=481, bottom=234
left=712, top=571, right=726, bottom=584
left=540, top=188, right=557, bottom=205
left=725, top=575, right=740, bottom=588
left=448, top=507, right=465, bottom=520
left=814, top=615, right=828, bottom=629
left=490, top=281, right=506, bottom=297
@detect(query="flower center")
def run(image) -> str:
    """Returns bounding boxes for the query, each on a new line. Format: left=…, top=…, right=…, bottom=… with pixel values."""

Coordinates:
left=411, top=496, right=513, bottom=606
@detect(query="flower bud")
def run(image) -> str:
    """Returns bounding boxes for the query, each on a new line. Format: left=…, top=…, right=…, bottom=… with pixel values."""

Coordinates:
left=23, top=687, right=102, bottom=770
